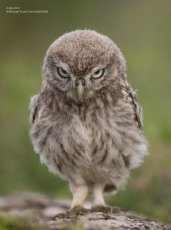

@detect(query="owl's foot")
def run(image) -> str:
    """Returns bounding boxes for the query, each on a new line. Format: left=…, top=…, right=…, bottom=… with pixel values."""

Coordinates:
left=92, top=205, right=116, bottom=214
left=67, top=205, right=90, bottom=217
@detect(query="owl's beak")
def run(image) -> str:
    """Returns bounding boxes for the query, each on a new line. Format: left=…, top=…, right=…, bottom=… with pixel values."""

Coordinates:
left=75, top=79, right=85, bottom=100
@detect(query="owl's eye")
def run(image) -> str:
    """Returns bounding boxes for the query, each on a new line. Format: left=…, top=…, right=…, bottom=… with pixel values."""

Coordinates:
left=91, top=68, right=105, bottom=79
left=57, top=67, right=70, bottom=79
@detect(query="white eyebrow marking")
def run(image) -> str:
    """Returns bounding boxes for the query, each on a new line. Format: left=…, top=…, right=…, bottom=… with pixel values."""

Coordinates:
left=91, top=65, right=106, bottom=73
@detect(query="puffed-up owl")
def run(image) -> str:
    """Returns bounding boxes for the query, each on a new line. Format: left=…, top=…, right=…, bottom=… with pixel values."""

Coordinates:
left=29, top=30, right=148, bottom=212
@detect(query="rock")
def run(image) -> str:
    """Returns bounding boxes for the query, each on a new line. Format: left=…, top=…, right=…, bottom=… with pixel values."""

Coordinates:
left=0, top=192, right=170, bottom=230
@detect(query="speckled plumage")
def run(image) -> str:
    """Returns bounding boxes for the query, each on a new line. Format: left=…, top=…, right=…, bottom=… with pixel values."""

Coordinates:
left=29, top=30, right=148, bottom=208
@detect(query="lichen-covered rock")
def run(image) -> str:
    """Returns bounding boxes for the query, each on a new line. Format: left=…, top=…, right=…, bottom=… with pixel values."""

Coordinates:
left=0, top=192, right=170, bottom=230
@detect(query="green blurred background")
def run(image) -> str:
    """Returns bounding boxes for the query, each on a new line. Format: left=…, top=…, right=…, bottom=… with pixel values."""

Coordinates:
left=0, top=0, right=171, bottom=223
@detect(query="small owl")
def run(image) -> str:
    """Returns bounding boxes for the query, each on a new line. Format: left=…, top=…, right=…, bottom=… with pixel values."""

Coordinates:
left=29, top=30, right=148, bottom=211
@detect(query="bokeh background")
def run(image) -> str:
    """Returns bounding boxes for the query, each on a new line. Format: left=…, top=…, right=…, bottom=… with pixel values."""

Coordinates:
left=0, top=0, right=171, bottom=223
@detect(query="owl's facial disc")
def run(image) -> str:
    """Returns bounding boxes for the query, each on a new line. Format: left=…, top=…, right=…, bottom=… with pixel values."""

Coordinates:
left=44, top=30, right=127, bottom=103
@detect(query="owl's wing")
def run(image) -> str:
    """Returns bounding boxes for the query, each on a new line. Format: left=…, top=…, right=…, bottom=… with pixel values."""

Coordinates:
left=123, top=83, right=143, bottom=129
left=29, top=95, right=39, bottom=124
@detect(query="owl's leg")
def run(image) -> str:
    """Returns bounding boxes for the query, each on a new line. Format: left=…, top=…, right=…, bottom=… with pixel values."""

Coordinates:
left=92, top=184, right=106, bottom=207
left=66, top=184, right=89, bottom=216
left=70, top=184, right=88, bottom=208
left=92, top=184, right=112, bottom=213
left=52, top=184, right=89, bottom=219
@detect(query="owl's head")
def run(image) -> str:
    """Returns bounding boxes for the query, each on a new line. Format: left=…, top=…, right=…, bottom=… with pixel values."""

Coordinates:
left=42, top=30, right=126, bottom=103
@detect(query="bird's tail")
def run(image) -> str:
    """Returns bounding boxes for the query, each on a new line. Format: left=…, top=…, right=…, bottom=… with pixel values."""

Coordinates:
left=103, top=184, right=118, bottom=195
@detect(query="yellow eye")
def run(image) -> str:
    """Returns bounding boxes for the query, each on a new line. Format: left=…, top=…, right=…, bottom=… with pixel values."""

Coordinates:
left=57, top=67, right=70, bottom=79
left=91, top=68, right=105, bottom=79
